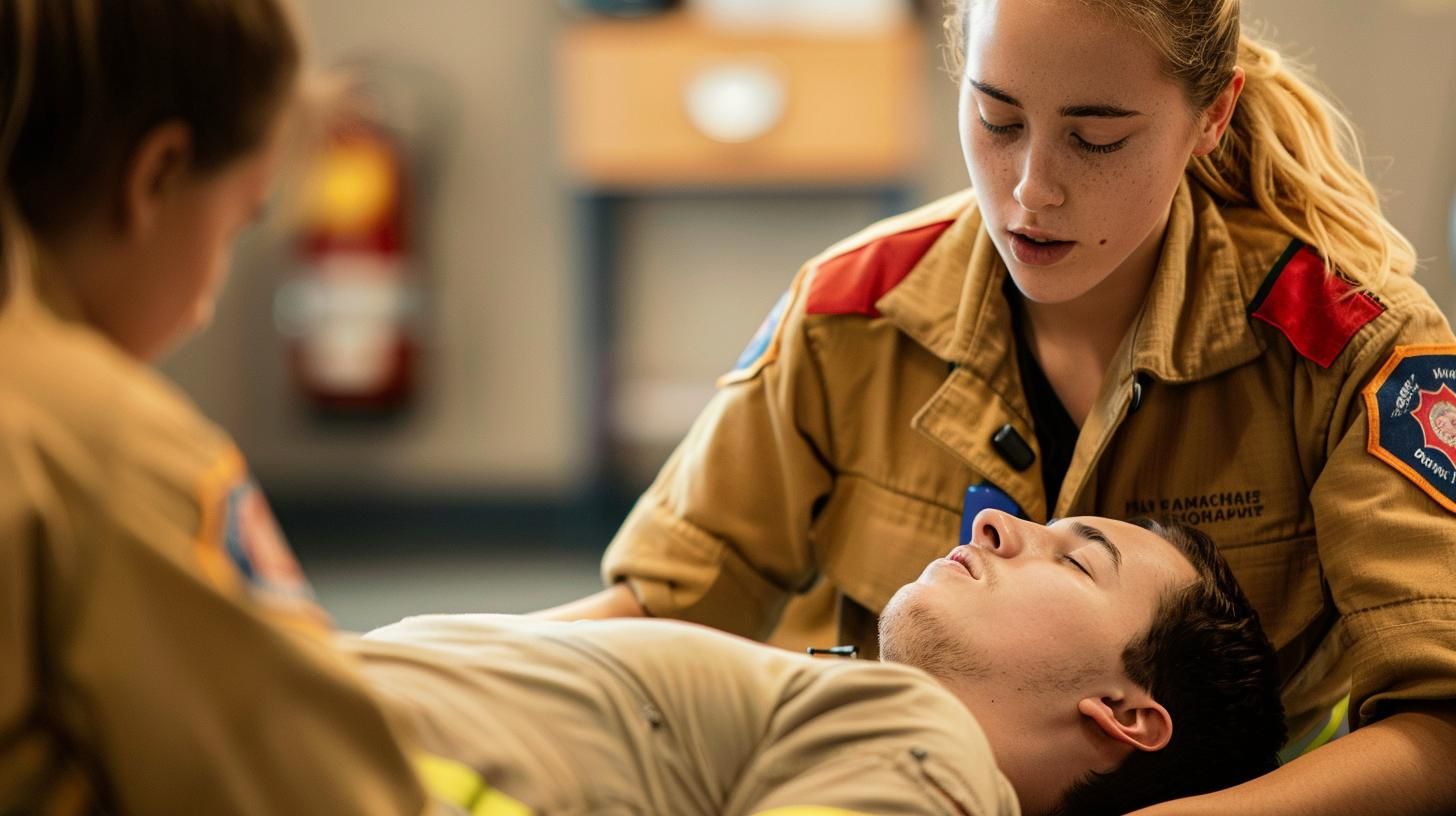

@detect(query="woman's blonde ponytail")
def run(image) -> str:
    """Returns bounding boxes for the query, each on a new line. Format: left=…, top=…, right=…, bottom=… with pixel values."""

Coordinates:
left=1189, top=34, right=1417, bottom=290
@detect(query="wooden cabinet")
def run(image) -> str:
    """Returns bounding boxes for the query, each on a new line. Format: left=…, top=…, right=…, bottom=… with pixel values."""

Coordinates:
left=556, top=13, right=924, bottom=187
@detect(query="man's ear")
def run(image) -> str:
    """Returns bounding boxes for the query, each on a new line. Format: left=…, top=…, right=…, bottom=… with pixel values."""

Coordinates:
left=120, top=120, right=193, bottom=237
left=1193, top=66, right=1245, bottom=157
left=1077, top=692, right=1173, bottom=753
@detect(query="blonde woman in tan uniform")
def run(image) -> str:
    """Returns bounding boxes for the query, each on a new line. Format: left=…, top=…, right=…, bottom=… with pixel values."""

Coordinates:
left=551, top=1, right=1456, bottom=812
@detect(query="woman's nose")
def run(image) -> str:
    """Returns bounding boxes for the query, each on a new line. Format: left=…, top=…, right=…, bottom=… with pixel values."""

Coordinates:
left=1013, top=144, right=1065, bottom=212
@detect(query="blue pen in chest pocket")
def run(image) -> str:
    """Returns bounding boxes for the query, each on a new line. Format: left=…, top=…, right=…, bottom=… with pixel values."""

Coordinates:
left=960, top=484, right=1024, bottom=545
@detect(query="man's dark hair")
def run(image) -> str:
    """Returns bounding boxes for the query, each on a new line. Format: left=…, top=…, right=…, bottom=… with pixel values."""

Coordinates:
left=1054, top=519, right=1287, bottom=815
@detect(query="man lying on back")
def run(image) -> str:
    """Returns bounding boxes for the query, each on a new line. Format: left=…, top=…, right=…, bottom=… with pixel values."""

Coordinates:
left=346, top=510, right=1287, bottom=815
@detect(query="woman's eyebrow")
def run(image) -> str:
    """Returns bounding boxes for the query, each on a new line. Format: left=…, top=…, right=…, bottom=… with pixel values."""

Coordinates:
left=969, top=78, right=1021, bottom=106
left=1060, top=103, right=1141, bottom=118
left=968, top=78, right=1142, bottom=119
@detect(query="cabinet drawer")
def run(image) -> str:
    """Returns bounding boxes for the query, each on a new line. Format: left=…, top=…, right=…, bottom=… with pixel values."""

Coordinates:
left=556, top=14, right=925, bottom=186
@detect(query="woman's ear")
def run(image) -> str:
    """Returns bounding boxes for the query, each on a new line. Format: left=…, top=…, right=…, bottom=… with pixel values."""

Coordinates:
left=1193, top=67, right=1245, bottom=157
left=120, top=120, right=193, bottom=238
left=1077, top=692, right=1173, bottom=753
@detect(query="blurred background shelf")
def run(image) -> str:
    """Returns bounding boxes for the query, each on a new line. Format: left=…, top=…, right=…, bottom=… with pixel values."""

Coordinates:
left=556, top=10, right=927, bottom=498
left=556, top=11, right=924, bottom=187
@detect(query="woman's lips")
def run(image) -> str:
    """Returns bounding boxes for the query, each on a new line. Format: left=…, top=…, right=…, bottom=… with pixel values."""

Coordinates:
left=1009, top=231, right=1075, bottom=266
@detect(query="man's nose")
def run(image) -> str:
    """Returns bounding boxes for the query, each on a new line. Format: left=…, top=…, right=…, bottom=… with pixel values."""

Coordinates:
left=968, top=508, right=1028, bottom=558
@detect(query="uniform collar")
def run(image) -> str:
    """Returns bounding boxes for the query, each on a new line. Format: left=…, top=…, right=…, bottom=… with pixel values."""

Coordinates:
left=1129, top=179, right=1266, bottom=382
left=876, top=178, right=1266, bottom=386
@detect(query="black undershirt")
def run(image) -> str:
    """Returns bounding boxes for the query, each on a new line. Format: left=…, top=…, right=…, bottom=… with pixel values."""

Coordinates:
left=1007, top=284, right=1080, bottom=513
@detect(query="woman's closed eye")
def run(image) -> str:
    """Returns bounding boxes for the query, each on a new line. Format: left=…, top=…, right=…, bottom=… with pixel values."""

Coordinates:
left=977, top=115, right=1019, bottom=136
left=977, top=115, right=1129, bottom=155
left=1072, top=132, right=1128, bottom=154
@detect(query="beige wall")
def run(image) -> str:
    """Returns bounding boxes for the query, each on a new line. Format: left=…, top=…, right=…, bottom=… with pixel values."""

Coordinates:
left=1246, top=0, right=1456, bottom=306
left=163, top=1, right=1456, bottom=497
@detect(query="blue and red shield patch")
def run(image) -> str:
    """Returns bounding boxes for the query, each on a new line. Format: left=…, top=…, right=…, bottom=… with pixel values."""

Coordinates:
left=1364, top=345, right=1456, bottom=513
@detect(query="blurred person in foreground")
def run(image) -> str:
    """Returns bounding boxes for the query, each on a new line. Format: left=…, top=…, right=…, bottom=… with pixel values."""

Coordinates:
left=0, top=0, right=434, bottom=811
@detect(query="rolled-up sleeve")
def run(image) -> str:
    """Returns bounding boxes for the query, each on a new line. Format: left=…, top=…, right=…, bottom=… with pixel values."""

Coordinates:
left=1311, top=301, right=1456, bottom=725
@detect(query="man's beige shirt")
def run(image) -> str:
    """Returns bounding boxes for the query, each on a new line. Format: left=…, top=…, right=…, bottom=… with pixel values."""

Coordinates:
left=603, top=179, right=1456, bottom=742
left=345, top=614, right=1020, bottom=816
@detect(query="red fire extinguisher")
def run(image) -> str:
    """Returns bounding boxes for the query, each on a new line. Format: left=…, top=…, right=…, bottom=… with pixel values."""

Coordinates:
left=279, top=116, right=418, bottom=416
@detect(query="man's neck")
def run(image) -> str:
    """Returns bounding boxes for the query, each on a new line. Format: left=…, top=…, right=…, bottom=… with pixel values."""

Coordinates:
left=941, top=682, right=1103, bottom=816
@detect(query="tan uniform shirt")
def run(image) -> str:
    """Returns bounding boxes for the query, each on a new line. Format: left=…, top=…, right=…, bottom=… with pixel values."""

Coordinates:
left=0, top=280, right=427, bottom=814
left=346, top=614, right=1020, bottom=816
left=603, top=178, right=1456, bottom=742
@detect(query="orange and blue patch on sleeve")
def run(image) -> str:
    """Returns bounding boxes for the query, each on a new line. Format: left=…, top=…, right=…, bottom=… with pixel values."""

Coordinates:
left=1249, top=239, right=1384, bottom=368
left=1364, top=344, right=1456, bottom=514
left=194, top=448, right=330, bottom=628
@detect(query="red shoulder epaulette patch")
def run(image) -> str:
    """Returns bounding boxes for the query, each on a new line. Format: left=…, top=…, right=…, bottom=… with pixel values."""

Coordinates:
left=1249, top=240, right=1385, bottom=368
left=805, top=219, right=956, bottom=317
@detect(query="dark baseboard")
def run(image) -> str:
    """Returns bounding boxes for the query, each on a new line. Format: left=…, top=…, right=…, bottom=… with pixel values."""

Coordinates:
left=271, top=490, right=639, bottom=559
